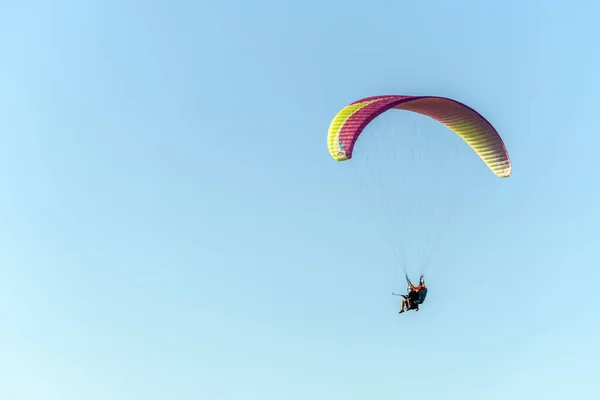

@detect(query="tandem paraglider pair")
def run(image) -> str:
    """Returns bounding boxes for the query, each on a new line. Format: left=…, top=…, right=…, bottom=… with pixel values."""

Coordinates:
left=393, top=274, right=427, bottom=314
left=327, top=94, right=512, bottom=316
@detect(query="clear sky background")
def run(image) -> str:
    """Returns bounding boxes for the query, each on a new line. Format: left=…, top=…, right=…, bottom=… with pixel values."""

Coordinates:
left=1, top=1, right=599, bottom=399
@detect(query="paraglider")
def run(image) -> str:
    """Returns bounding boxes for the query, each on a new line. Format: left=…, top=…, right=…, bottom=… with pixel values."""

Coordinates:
left=393, top=274, right=427, bottom=313
left=327, top=94, right=511, bottom=315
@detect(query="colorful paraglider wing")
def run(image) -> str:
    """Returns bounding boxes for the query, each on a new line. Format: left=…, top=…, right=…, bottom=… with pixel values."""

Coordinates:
left=327, top=95, right=511, bottom=178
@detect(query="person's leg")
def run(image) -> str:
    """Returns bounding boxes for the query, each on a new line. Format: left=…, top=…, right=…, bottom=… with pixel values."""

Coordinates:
left=400, top=299, right=407, bottom=313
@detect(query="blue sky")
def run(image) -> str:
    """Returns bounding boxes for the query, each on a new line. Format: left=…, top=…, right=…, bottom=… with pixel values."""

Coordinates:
left=1, top=0, right=599, bottom=399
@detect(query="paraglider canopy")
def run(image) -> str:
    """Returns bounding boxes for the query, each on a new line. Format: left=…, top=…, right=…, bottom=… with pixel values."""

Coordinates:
left=327, top=95, right=511, bottom=178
